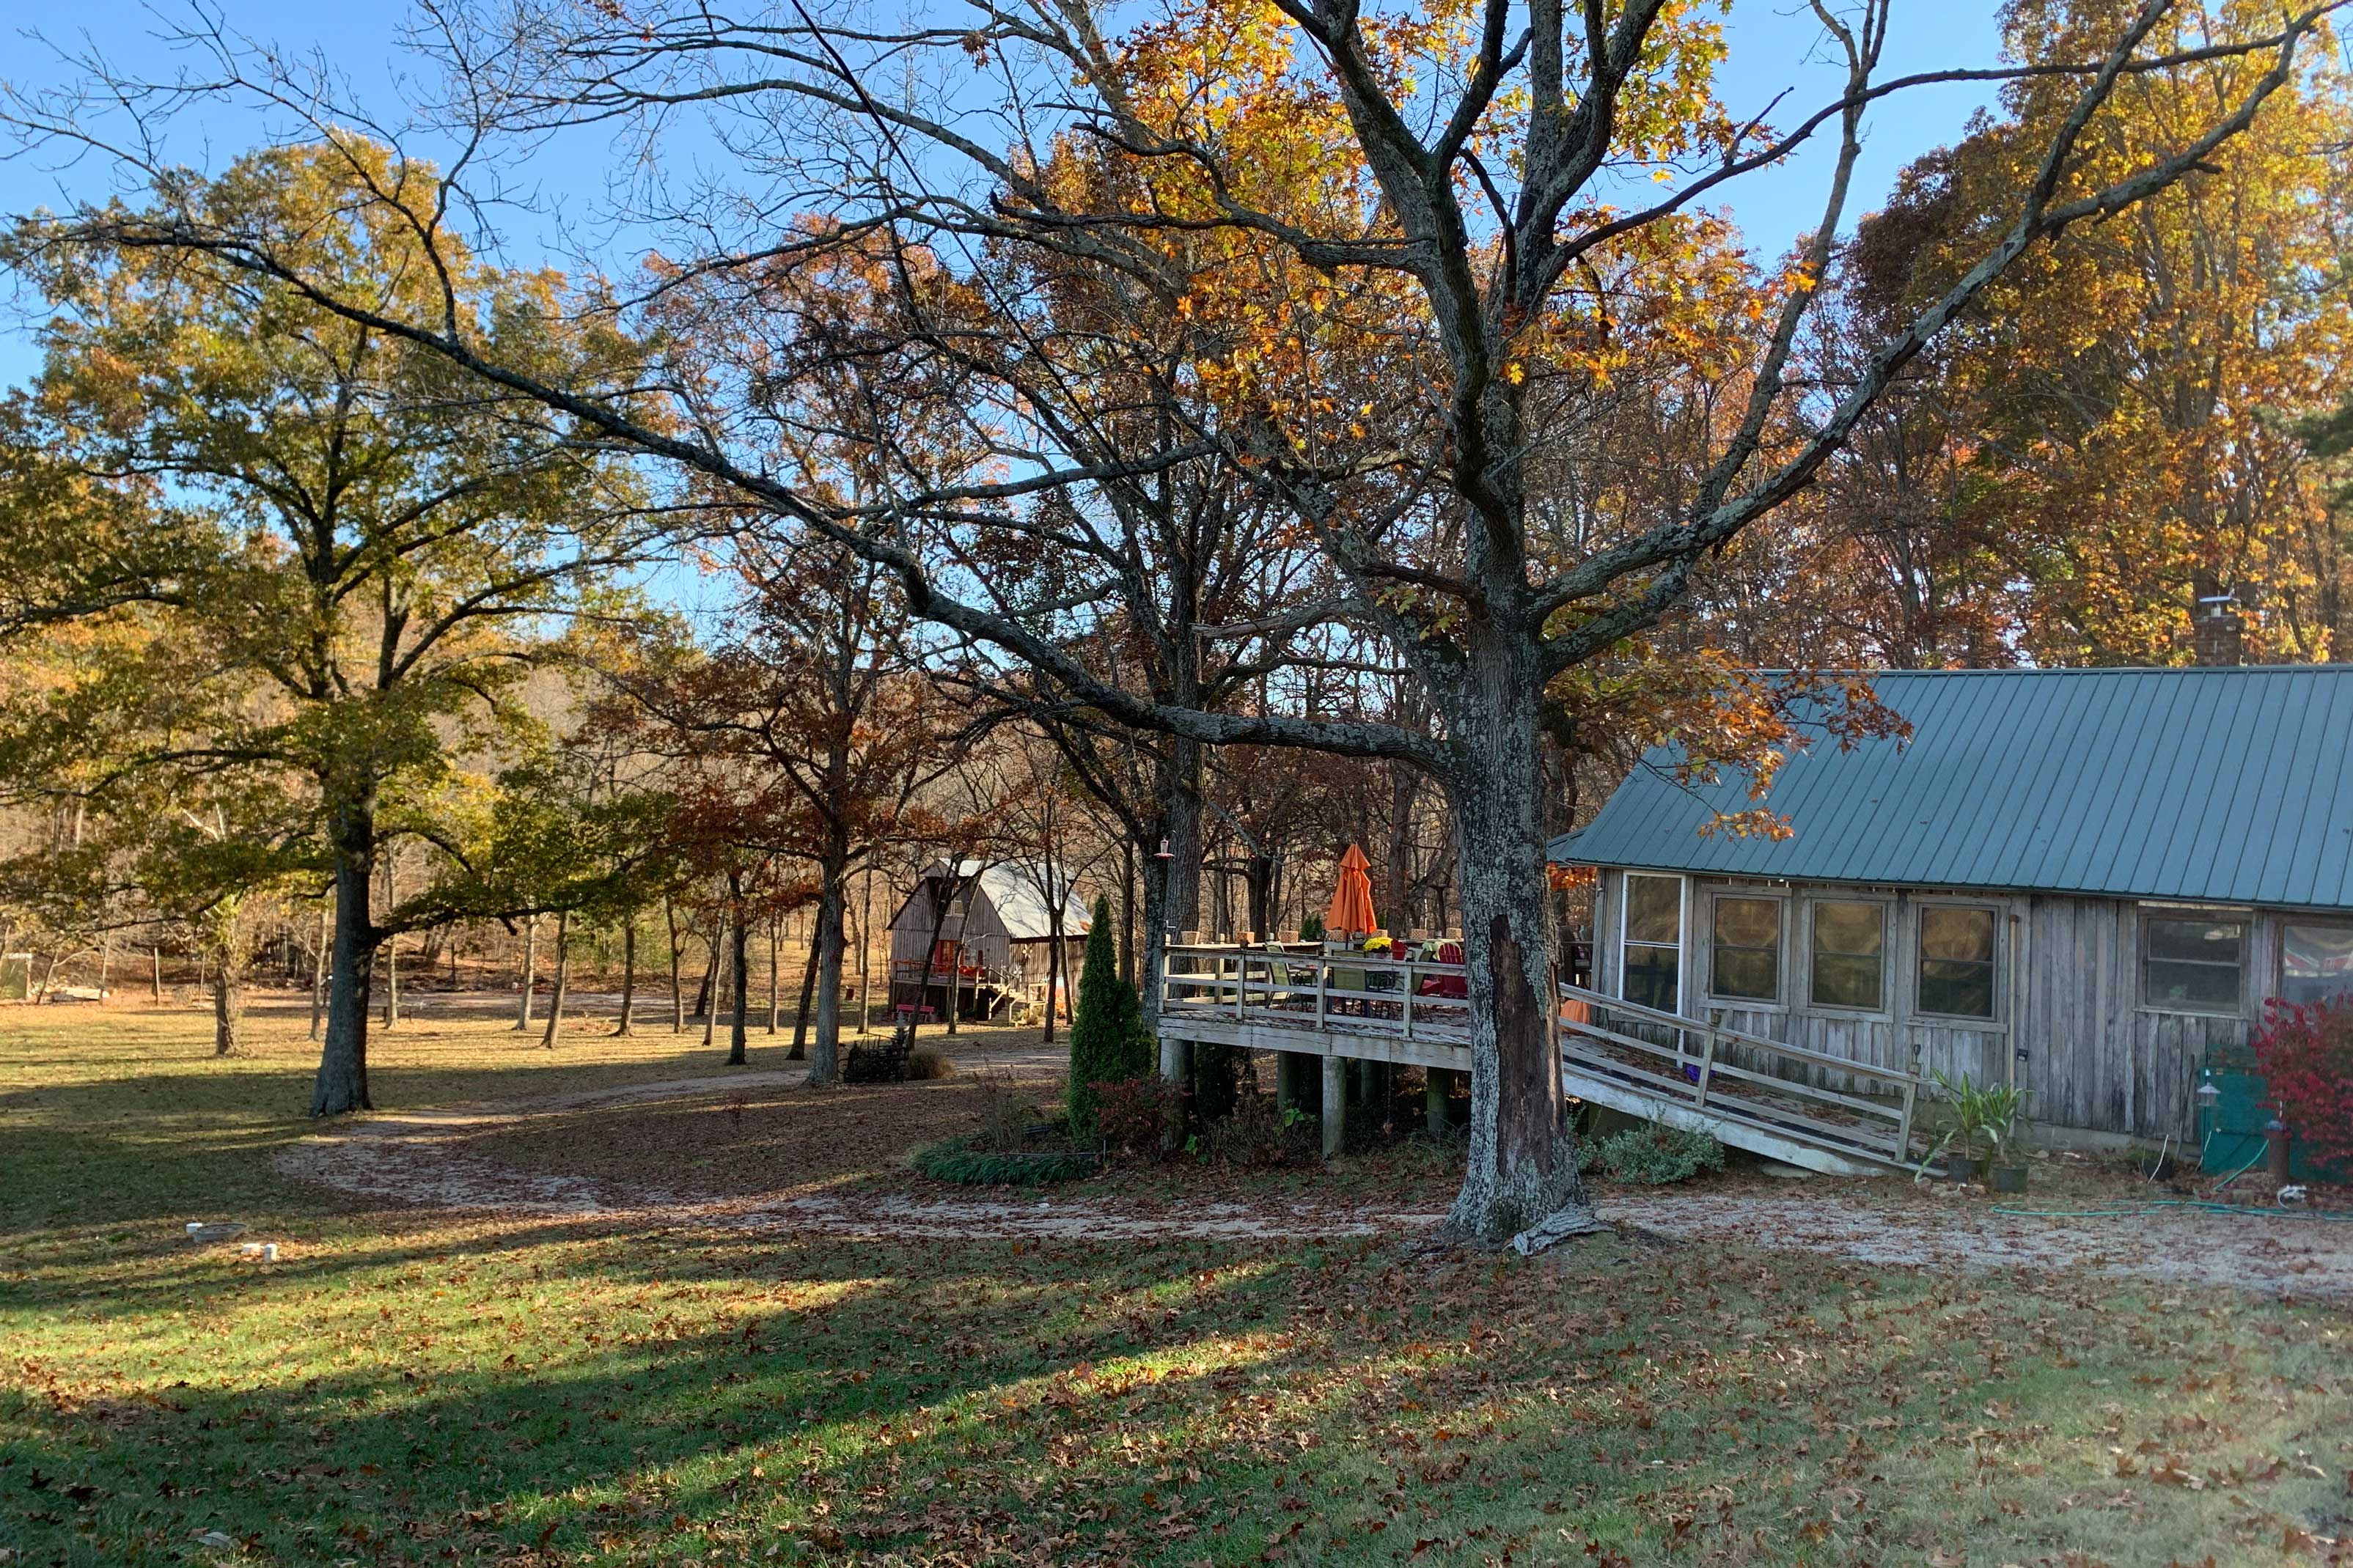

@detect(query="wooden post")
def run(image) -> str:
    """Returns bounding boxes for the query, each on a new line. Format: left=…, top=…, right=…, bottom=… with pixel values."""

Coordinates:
left=1695, top=1009, right=1722, bottom=1108
left=1426, top=1070, right=1450, bottom=1136
left=1276, top=1051, right=1300, bottom=1112
left=1401, top=961, right=1414, bottom=1041
left=1314, top=953, right=1329, bottom=1030
left=1321, top=1053, right=1346, bottom=1157
left=1895, top=1047, right=1923, bottom=1159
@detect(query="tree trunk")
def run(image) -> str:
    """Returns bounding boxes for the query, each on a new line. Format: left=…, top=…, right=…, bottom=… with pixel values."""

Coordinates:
left=514, top=914, right=538, bottom=1031
left=615, top=914, right=636, bottom=1036
left=692, top=936, right=717, bottom=1020
left=856, top=865, right=874, bottom=1036
left=809, top=858, right=848, bottom=1084
left=1120, top=836, right=1137, bottom=984
left=703, top=905, right=727, bottom=1052
left=311, top=796, right=378, bottom=1116
left=150, top=945, right=163, bottom=1004
left=540, top=910, right=572, bottom=1048
left=381, top=932, right=400, bottom=1028
left=1043, top=908, right=1061, bottom=1046
left=309, top=905, right=328, bottom=1040
left=1146, top=745, right=1203, bottom=1059
left=1442, top=662, right=1590, bottom=1243
left=727, top=879, right=750, bottom=1066
left=788, top=936, right=818, bottom=1060
left=1387, top=765, right=1423, bottom=936
left=666, top=898, right=685, bottom=1033
left=766, top=916, right=781, bottom=1033
left=211, top=936, right=243, bottom=1058
left=381, top=852, right=400, bottom=1028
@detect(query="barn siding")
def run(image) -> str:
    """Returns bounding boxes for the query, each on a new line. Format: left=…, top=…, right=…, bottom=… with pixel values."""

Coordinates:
left=1582, top=870, right=2273, bottom=1142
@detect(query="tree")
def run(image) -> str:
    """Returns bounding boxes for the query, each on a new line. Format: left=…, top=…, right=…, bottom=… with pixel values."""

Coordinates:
left=593, top=538, right=964, bottom=1081
left=25, top=0, right=2329, bottom=1232
left=1821, top=0, right=2353, bottom=663
left=0, top=141, right=653, bottom=1113
left=1068, top=894, right=1150, bottom=1141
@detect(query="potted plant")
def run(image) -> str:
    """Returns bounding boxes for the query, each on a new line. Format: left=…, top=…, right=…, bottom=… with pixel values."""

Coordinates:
left=1983, top=1084, right=2033, bottom=1193
left=1920, top=1070, right=1991, bottom=1182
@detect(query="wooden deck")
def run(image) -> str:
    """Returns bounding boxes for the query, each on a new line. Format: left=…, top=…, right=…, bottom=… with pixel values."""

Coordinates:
left=1157, top=943, right=1933, bottom=1176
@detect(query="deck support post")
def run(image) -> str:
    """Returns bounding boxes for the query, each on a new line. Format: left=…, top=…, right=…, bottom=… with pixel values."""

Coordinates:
left=1321, top=1055, right=1346, bottom=1157
left=1275, top=1050, right=1302, bottom=1112
left=1425, top=1069, right=1451, bottom=1136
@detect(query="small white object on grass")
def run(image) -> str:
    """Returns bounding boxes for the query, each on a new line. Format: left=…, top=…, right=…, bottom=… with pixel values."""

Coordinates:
left=262, top=1243, right=279, bottom=1262
left=186, top=1222, right=203, bottom=1235
left=239, top=1243, right=262, bottom=1257
left=2278, top=1185, right=2308, bottom=1207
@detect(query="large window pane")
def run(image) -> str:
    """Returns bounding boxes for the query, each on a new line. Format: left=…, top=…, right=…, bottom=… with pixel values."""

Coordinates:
left=1620, top=874, right=1682, bottom=1013
left=1623, top=946, right=1680, bottom=1013
left=1917, top=907, right=1997, bottom=1018
left=1810, top=900, right=1884, bottom=1011
left=2282, top=923, right=2353, bottom=1006
left=1710, top=897, right=1780, bottom=1002
left=2142, top=914, right=2244, bottom=1012
left=1920, top=906, right=1996, bottom=963
left=1625, top=875, right=1682, bottom=944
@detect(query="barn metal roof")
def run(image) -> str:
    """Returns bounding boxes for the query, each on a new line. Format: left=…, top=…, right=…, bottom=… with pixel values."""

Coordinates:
left=884, top=861, right=1093, bottom=941
left=1549, top=666, right=2353, bottom=910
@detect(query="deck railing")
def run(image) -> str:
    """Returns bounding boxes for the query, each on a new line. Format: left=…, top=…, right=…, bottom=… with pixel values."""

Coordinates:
left=1159, top=942, right=1474, bottom=1045
left=1158, top=943, right=1929, bottom=1168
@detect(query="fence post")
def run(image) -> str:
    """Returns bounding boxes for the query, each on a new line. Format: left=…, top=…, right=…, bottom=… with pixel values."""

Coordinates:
left=1894, top=1046, right=1924, bottom=1159
left=1402, top=962, right=1414, bottom=1042
left=1695, top=1009, right=1722, bottom=1108
left=1315, top=954, right=1329, bottom=1031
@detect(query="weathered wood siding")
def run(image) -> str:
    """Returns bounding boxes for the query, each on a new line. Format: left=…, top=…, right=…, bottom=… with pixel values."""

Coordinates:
left=886, top=878, right=1014, bottom=971
left=1592, top=870, right=2264, bottom=1141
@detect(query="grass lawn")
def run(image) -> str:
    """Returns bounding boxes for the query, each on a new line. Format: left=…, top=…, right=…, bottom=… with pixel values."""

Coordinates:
left=2, top=998, right=2349, bottom=1567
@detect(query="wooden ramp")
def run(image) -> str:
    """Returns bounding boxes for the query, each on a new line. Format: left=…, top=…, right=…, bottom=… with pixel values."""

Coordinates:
left=1156, top=946, right=1932, bottom=1177
left=1554, top=984, right=1926, bottom=1177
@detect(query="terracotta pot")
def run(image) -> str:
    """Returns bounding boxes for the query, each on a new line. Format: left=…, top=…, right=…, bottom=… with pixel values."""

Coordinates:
left=1989, top=1163, right=2030, bottom=1194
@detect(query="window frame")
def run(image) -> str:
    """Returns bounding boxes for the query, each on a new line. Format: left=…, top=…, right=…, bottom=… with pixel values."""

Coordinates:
left=1912, top=898, right=2004, bottom=1023
left=2137, top=904, right=2250, bottom=1018
left=2278, top=917, right=2353, bottom=1007
left=1618, top=872, right=1686, bottom=1015
left=1805, top=894, right=1893, bottom=1017
left=1705, top=888, right=1787, bottom=1008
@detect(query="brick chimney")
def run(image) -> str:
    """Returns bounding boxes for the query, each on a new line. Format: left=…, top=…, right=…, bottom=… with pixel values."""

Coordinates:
left=2192, top=580, right=2243, bottom=667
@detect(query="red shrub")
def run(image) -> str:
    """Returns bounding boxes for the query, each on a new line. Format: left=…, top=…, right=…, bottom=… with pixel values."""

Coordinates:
left=2250, top=997, right=2353, bottom=1172
left=1089, top=1075, right=1186, bottom=1157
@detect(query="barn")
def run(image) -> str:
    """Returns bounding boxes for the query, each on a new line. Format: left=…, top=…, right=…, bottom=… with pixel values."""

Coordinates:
left=1553, top=666, right=2353, bottom=1148
left=884, top=860, right=1092, bottom=1023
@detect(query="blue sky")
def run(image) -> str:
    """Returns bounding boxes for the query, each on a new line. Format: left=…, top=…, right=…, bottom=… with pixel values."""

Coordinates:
left=0, top=0, right=2007, bottom=389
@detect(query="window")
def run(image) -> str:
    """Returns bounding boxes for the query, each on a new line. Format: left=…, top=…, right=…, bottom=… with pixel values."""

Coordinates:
left=1810, top=900, right=1885, bottom=1011
left=1918, top=906, right=1997, bottom=1019
left=1710, top=897, right=1781, bottom=1002
left=2281, top=922, right=2353, bottom=1006
left=2142, top=913, right=2244, bottom=1012
left=1621, top=874, right=1681, bottom=1012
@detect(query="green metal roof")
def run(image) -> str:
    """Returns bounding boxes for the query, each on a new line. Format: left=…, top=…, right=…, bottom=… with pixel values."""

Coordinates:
left=1550, top=666, right=2353, bottom=910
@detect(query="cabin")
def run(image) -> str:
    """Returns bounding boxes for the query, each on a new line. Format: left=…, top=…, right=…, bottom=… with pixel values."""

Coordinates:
left=885, top=861, right=1091, bottom=1023
left=1552, top=666, right=2353, bottom=1149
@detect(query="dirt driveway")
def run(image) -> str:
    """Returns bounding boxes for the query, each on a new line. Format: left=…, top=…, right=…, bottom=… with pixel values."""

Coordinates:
left=278, top=1062, right=2353, bottom=1300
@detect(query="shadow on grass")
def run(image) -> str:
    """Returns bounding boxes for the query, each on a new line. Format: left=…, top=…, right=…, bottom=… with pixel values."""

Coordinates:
left=10, top=1221, right=2348, bottom=1567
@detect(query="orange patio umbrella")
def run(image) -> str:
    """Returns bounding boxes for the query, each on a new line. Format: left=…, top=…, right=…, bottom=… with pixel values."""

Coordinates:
left=1324, top=844, right=1376, bottom=938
